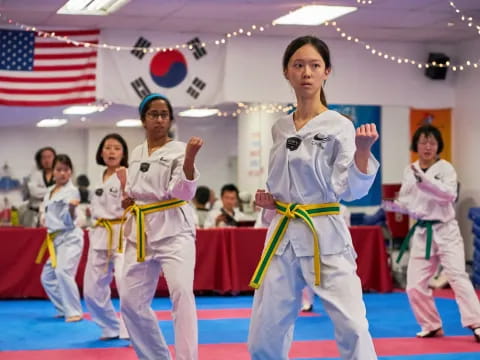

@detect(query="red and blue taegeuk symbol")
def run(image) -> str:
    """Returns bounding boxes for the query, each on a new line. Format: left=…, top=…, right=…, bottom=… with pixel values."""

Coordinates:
left=149, top=50, right=188, bottom=88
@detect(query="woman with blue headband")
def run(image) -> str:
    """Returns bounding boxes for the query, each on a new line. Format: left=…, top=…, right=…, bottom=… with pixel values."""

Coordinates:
left=117, top=94, right=203, bottom=360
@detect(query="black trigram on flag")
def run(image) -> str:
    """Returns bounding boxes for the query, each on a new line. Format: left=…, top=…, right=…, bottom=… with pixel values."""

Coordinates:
left=131, top=77, right=152, bottom=99
left=131, top=37, right=152, bottom=59
left=187, top=37, right=207, bottom=60
left=186, top=77, right=206, bottom=99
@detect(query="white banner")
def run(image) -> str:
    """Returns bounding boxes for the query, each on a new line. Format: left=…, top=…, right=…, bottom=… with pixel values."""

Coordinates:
left=98, top=30, right=226, bottom=108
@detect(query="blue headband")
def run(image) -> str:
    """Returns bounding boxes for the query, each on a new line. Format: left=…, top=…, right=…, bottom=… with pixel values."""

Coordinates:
left=138, top=93, right=168, bottom=115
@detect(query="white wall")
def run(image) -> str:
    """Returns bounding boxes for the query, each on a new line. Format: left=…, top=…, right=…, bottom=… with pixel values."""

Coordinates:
left=0, top=127, right=88, bottom=181
left=453, top=39, right=480, bottom=260
left=225, top=37, right=456, bottom=108
left=176, top=115, right=238, bottom=196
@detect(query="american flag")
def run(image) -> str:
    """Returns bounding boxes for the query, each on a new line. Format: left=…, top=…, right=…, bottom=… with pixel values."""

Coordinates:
left=0, top=29, right=99, bottom=106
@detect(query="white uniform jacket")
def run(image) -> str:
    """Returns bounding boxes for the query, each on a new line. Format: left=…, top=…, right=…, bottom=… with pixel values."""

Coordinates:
left=42, top=181, right=81, bottom=240
left=124, top=140, right=199, bottom=243
left=396, top=159, right=457, bottom=223
left=89, top=172, right=124, bottom=251
left=265, top=111, right=379, bottom=256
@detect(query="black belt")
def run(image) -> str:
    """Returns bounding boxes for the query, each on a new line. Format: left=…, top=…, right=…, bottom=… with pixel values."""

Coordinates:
left=28, top=206, right=39, bottom=212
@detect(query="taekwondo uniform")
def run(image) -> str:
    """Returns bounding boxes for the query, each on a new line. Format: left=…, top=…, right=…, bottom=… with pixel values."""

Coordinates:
left=38, top=181, right=83, bottom=318
left=25, top=169, right=54, bottom=227
left=120, top=140, right=199, bottom=360
left=396, top=159, right=480, bottom=333
left=83, top=172, right=128, bottom=339
left=248, top=110, right=379, bottom=360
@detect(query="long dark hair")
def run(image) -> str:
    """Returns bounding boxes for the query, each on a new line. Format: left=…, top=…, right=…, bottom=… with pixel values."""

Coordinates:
left=282, top=36, right=331, bottom=107
left=96, top=133, right=129, bottom=167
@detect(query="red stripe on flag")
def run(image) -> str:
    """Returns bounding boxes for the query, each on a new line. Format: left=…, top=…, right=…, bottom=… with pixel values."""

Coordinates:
left=33, top=63, right=96, bottom=71
left=35, top=40, right=99, bottom=48
left=37, top=29, right=101, bottom=37
left=0, top=74, right=96, bottom=83
left=0, top=97, right=96, bottom=107
left=34, top=52, right=97, bottom=60
left=0, top=86, right=96, bottom=95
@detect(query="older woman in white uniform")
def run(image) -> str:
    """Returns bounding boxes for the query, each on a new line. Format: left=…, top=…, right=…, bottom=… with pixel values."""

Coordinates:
left=384, top=124, right=480, bottom=342
left=248, top=36, right=380, bottom=360
left=118, top=93, right=203, bottom=360
left=83, top=133, right=130, bottom=340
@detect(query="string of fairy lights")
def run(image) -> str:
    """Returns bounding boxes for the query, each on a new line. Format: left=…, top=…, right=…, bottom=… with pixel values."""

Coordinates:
left=1, top=1, right=480, bottom=118
left=0, top=11, right=272, bottom=53
left=449, top=1, right=480, bottom=35
left=1, top=2, right=479, bottom=72
left=214, top=103, right=295, bottom=118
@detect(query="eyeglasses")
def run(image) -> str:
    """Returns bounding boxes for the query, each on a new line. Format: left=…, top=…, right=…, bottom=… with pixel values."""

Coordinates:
left=145, top=111, right=170, bottom=120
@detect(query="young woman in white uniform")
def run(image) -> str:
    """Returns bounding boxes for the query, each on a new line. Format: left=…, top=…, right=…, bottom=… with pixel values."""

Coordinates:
left=83, top=133, right=129, bottom=340
left=118, top=94, right=203, bottom=360
left=36, top=154, right=83, bottom=322
left=248, top=36, right=380, bottom=360
left=384, top=125, right=480, bottom=342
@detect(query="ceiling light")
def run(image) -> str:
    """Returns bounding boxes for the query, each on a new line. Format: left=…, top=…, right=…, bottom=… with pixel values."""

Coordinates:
left=63, top=105, right=103, bottom=115
left=178, top=109, right=220, bottom=117
left=57, top=0, right=130, bottom=15
left=116, top=119, right=142, bottom=127
left=273, top=5, right=357, bottom=26
left=36, top=119, right=68, bottom=127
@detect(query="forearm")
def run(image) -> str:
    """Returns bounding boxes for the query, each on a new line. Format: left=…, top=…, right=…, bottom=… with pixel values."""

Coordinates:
left=354, top=150, right=370, bottom=174
left=183, top=156, right=195, bottom=180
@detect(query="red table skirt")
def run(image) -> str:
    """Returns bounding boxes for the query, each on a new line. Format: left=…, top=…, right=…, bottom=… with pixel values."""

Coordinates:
left=0, top=226, right=392, bottom=299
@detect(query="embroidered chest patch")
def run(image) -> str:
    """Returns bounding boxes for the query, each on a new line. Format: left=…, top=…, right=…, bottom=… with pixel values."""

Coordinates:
left=311, top=133, right=332, bottom=148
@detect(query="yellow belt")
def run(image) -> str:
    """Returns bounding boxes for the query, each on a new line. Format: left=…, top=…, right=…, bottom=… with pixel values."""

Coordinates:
left=119, top=199, right=187, bottom=262
left=249, top=201, right=340, bottom=289
left=35, top=231, right=59, bottom=268
left=94, top=218, right=123, bottom=261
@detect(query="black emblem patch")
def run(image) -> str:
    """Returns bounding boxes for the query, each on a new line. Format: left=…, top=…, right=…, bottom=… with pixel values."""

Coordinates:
left=140, top=162, right=150, bottom=172
left=286, top=137, right=302, bottom=151
left=312, top=133, right=332, bottom=148
left=95, top=188, right=104, bottom=196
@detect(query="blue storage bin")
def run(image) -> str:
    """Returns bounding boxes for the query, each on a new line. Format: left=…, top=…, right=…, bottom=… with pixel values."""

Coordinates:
left=469, top=207, right=480, bottom=224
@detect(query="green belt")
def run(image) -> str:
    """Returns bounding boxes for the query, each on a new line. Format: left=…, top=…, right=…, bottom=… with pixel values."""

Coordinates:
left=396, top=220, right=442, bottom=263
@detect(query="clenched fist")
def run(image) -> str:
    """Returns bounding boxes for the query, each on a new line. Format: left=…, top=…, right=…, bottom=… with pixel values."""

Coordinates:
left=185, top=136, right=204, bottom=160
left=355, top=123, right=379, bottom=153
left=255, top=189, right=276, bottom=210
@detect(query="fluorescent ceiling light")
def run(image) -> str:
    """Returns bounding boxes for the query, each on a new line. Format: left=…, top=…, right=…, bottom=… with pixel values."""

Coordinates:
left=63, top=105, right=103, bottom=115
left=116, top=119, right=142, bottom=127
left=57, top=0, right=130, bottom=15
left=178, top=108, right=219, bottom=118
left=273, top=5, right=357, bottom=26
left=37, top=119, right=68, bottom=127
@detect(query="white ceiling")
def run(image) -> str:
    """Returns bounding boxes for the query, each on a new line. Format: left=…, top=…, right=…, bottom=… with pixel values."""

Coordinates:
left=2, top=0, right=480, bottom=42
left=1, top=0, right=480, bottom=127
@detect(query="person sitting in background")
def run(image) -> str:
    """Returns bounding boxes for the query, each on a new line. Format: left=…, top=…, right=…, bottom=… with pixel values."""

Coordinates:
left=25, top=147, right=56, bottom=227
left=75, top=174, right=91, bottom=228
left=204, top=184, right=249, bottom=228
left=192, top=186, right=211, bottom=228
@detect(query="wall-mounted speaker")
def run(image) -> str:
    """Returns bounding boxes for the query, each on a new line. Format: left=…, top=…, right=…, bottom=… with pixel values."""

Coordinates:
left=425, top=53, right=450, bottom=80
